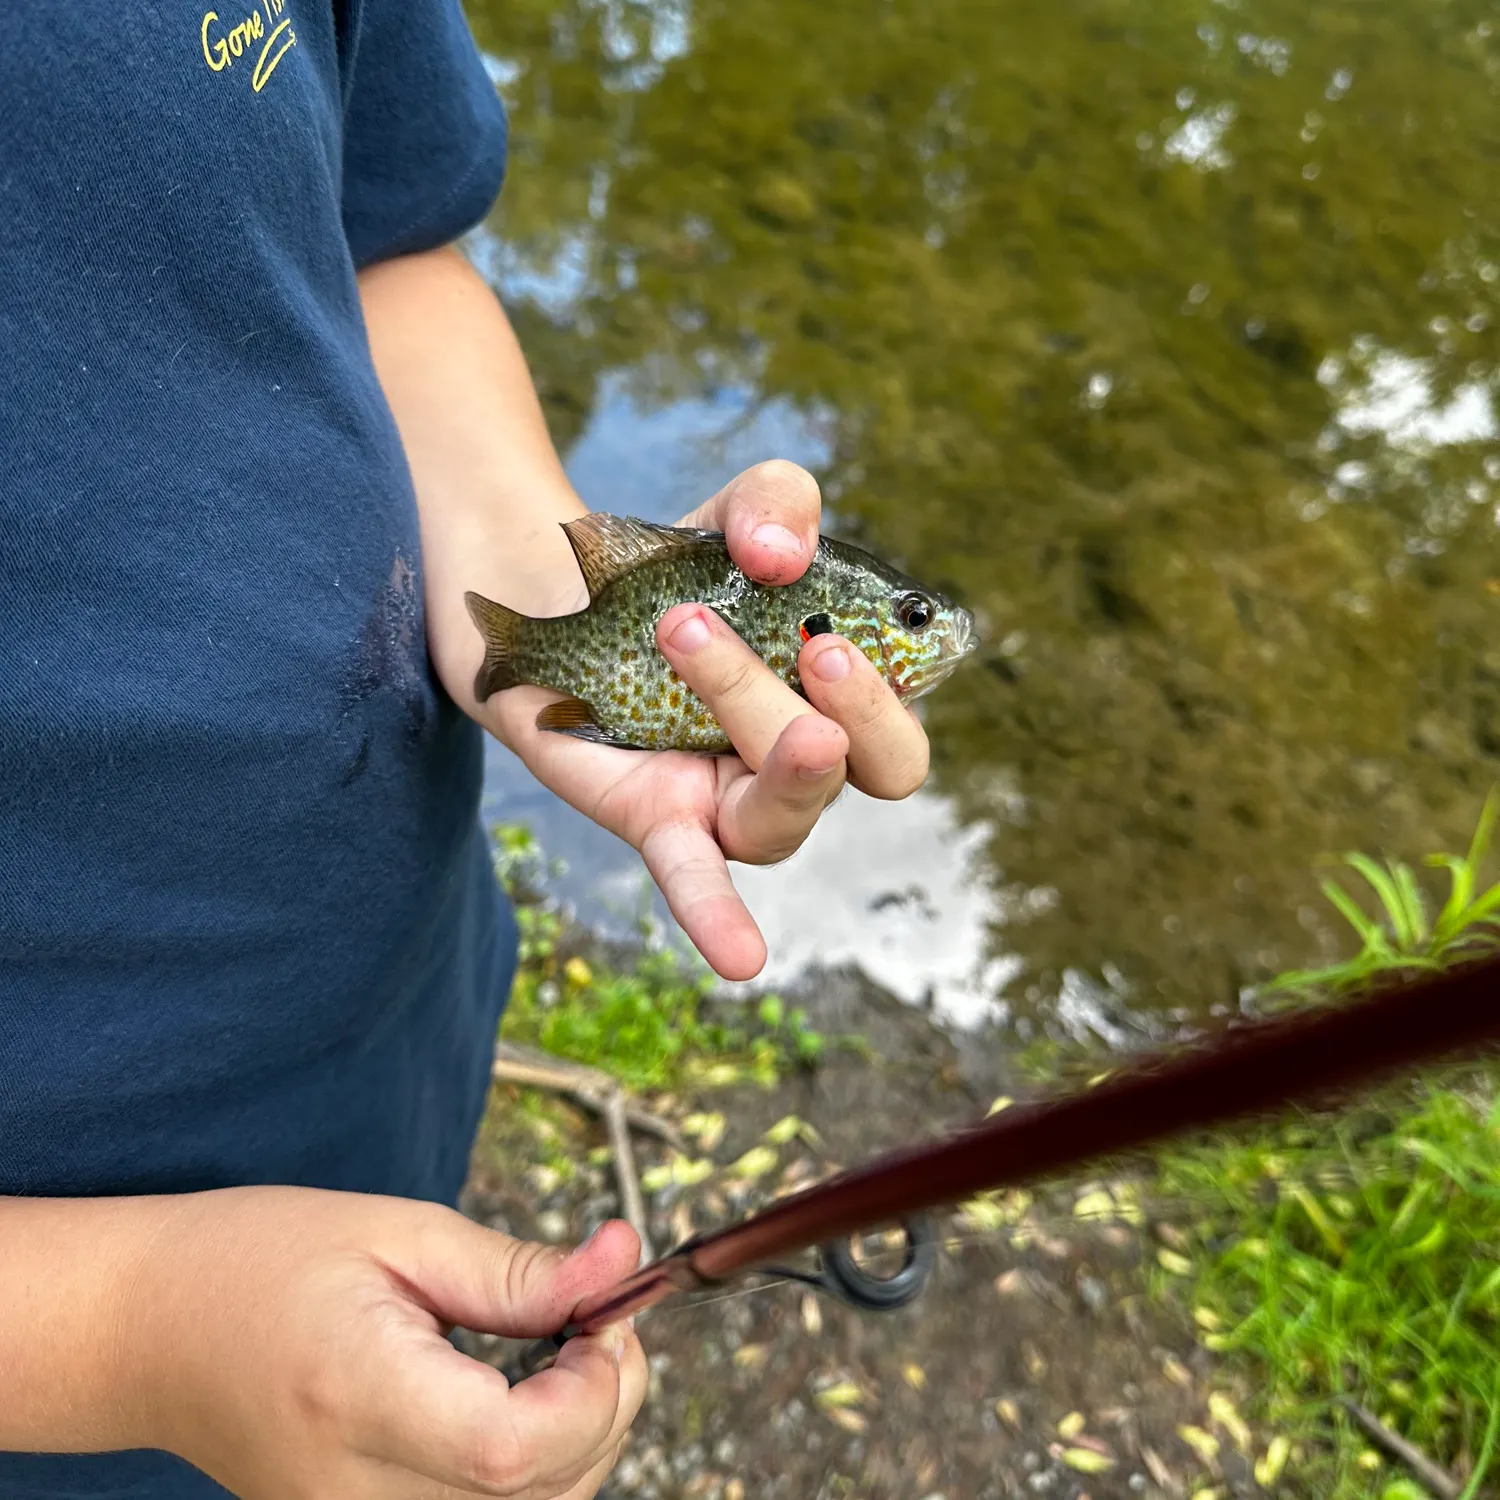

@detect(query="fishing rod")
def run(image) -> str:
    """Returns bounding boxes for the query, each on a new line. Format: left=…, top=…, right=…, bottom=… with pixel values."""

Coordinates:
left=506, top=949, right=1500, bottom=1379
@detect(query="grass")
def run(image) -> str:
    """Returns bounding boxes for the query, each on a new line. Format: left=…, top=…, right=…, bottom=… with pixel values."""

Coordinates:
left=1153, top=792, right=1500, bottom=1499
left=489, top=822, right=827, bottom=1092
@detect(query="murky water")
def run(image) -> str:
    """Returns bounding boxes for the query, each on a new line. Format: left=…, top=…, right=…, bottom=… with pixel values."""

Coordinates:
left=463, top=0, right=1500, bottom=1039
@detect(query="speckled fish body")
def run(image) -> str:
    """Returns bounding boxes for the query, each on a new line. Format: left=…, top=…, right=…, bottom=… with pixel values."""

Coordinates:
left=465, top=514, right=978, bottom=754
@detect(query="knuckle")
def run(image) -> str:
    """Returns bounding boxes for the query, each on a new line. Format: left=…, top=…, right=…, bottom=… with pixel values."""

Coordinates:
left=463, top=1417, right=536, bottom=1494
left=867, top=746, right=929, bottom=800
left=499, top=1237, right=565, bottom=1310
left=751, top=456, right=819, bottom=500
left=708, top=653, right=763, bottom=705
left=288, top=1341, right=349, bottom=1439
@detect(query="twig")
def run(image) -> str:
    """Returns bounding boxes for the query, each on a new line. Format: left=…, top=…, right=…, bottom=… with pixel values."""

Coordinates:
left=491, top=1042, right=687, bottom=1152
left=603, top=1089, right=654, bottom=1265
left=1339, top=1397, right=1463, bottom=1500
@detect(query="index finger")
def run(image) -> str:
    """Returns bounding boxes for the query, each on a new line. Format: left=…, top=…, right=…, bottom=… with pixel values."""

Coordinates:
left=655, top=602, right=830, bottom=772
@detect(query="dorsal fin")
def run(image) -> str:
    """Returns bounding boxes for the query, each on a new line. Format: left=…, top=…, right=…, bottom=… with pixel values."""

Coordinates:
left=560, top=514, right=711, bottom=600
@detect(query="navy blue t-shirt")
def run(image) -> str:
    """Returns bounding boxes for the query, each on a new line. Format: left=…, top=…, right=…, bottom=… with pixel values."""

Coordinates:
left=0, top=4, right=516, bottom=1494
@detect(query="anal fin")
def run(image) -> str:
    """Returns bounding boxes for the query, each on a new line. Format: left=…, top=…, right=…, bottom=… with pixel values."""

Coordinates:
left=535, top=696, right=617, bottom=745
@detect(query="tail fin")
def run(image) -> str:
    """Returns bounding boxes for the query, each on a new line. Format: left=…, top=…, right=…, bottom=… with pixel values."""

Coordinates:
left=464, top=591, right=525, bottom=702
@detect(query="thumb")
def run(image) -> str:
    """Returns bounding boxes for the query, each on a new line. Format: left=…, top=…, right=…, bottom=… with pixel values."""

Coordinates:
left=396, top=1211, right=642, bottom=1338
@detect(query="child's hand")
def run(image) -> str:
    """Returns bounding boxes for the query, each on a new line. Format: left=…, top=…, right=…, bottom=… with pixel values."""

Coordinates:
left=482, top=459, right=930, bottom=981
left=131, top=1187, right=644, bottom=1500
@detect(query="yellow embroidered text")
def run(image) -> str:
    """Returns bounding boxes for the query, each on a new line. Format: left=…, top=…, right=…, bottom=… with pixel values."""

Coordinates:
left=201, top=2, right=296, bottom=93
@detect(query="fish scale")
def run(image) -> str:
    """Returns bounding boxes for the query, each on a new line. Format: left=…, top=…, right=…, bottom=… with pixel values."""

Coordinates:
left=465, top=514, right=977, bottom=754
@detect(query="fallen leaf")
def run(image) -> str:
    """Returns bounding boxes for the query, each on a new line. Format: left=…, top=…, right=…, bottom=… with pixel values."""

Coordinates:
left=1061, top=1448, right=1116, bottom=1474
left=1161, top=1354, right=1193, bottom=1388
left=526, top=1165, right=562, bottom=1196
left=995, top=1398, right=1021, bottom=1430
left=987, top=1095, right=1014, bottom=1114
left=1074, top=1190, right=1117, bottom=1222
left=1208, top=1392, right=1252, bottom=1453
left=640, top=1155, right=714, bottom=1192
left=732, top=1344, right=769, bottom=1371
left=669, top=1200, right=694, bottom=1245
left=1141, top=1445, right=1176, bottom=1490
left=800, top=1293, right=823, bottom=1335
left=822, top=1407, right=868, bottom=1435
left=902, top=1363, right=927, bottom=1391
left=1158, top=1248, right=1194, bottom=1276
left=1023, top=1343, right=1048, bottom=1380
left=729, top=1145, right=779, bottom=1180
left=1109, top=1181, right=1143, bottom=1219
left=959, top=1193, right=1007, bottom=1232
left=814, top=1380, right=867, bottom=1410
left=1178, top=1424, right=1221, bottom=1466
left=681, top=1111, right=726, bottom=1151
left=1057, top=1411, right=1087, bottom=1440
left=1254, top=1434, right=1290, bottom=1486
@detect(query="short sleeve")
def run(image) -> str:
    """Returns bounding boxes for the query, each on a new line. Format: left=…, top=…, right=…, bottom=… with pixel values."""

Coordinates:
left=338, top=0, right=509, bottom=269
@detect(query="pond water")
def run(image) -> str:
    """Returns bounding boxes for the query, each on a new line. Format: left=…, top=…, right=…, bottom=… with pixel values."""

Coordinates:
left=464, top=0, right=1500, bottom=1042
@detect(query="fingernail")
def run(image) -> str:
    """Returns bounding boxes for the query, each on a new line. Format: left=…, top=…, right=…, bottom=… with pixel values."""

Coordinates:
left=809, top=642, right=851, bottom=682
left=667, top=609, right=712, bottom=654
left=750, top=522, right=804, bottom=558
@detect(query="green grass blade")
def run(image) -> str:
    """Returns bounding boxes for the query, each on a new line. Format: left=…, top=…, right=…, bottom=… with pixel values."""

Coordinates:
left=1392, top=861, right=1430, bottom=947
left=1457, top=881, right=1500, bottom=928
left=1344, top=853, right=1415, bottom=950
left=1428, top=854, right=1476, bottom=946
left=1319, top=877, right=1393, bottom=953
left=1457, top=1369, right=1500, bottom=1500
left=1463, top=785, right=1500, bottom=875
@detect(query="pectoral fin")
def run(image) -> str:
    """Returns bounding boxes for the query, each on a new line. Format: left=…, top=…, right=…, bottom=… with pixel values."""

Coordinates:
left=535, top=696, right=617, bottom=744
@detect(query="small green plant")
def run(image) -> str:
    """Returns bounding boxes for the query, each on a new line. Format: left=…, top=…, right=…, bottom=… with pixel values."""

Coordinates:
left=1153, top=790, right=1500, bottom=1499
left=1266, top=787, right=1500, bottom=998
left=489, top=823, right=831, bottom=1091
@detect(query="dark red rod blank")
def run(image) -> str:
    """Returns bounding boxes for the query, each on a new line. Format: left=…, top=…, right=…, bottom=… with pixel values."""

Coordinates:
left=571, top=953, right=1500, bottom=1331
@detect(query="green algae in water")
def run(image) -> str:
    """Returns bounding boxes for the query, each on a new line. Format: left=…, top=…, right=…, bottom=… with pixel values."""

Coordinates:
left=465, top=0, right=1500, bottom=1027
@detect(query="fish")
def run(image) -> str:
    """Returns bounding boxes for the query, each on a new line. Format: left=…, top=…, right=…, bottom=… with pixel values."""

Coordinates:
left=464, top=513, right=978, bottom=754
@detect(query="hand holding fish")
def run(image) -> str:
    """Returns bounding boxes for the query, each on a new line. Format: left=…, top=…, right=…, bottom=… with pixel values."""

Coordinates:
left=359, top=252, right=975, bottom=984
left=463, top=461, right=976, bottom=981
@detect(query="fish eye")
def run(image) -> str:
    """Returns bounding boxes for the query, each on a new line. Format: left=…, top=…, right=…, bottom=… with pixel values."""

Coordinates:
left=897, top=593, right=932, bottom=631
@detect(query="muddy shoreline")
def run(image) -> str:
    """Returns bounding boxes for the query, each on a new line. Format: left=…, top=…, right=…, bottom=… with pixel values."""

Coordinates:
left=461, top=969, right=1267, bottom=1500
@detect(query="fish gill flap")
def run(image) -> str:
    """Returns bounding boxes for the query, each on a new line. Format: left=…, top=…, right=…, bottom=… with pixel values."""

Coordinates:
left=561, top=513, right=706, bottom=600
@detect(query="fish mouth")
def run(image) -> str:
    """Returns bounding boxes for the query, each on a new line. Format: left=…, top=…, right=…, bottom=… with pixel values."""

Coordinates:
left=901, top=610, right=980, bottom=699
